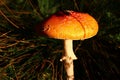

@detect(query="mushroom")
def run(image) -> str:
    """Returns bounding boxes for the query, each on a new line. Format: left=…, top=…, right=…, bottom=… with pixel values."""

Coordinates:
left=36, top=10, right=98, bottom=80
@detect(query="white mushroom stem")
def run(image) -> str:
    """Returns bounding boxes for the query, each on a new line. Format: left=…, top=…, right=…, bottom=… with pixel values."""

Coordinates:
left=60, top=40, right=77, bottom=80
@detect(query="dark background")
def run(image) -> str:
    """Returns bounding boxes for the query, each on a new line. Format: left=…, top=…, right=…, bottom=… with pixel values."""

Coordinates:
left=0, top=0, right=120, bottom=80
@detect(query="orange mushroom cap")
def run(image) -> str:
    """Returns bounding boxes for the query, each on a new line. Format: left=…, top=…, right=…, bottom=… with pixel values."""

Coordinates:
left=36, top=10, right=98, bottom=40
